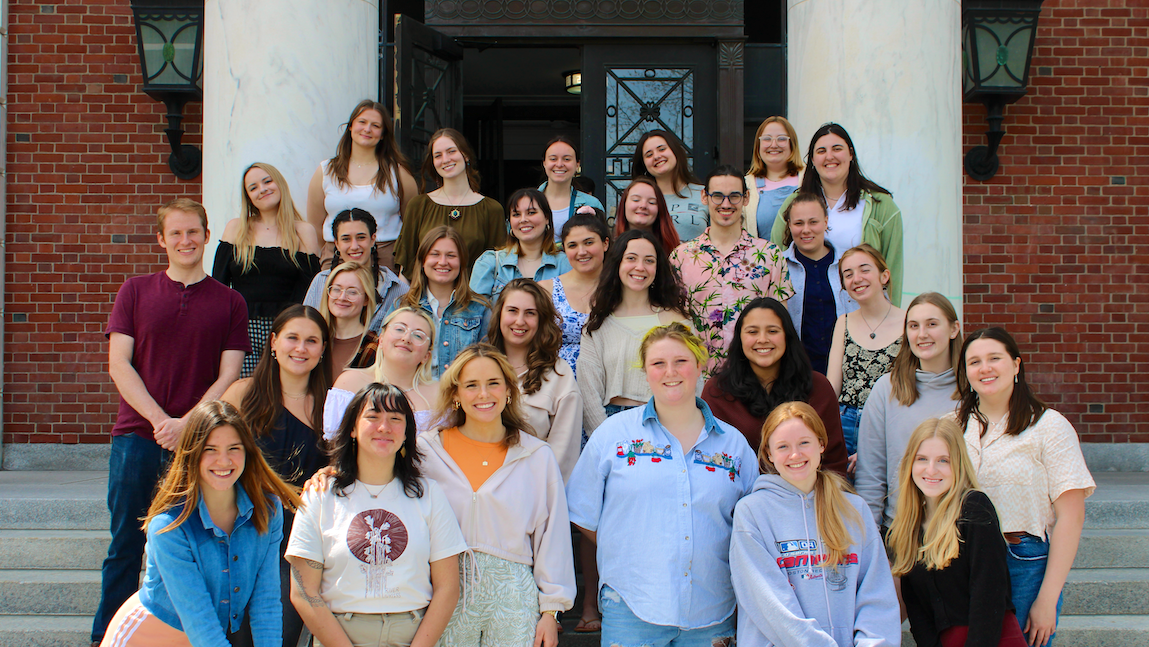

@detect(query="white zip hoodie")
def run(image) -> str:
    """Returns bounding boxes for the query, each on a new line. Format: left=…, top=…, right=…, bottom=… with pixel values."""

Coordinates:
left=417, top=428, right=576, bottom=613
left=729, top=474, right=900, bottom=647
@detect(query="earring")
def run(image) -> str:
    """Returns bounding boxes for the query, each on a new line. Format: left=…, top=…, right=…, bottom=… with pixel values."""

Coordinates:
left=1015, top=374, right=1018, bottom=383
left=271, top=350, right=277, bottom=359
left=399, top=445, right=406, bottom=458
left=454, top=401, right=460, bottom=409
left=506, top=396, right=511, bottom=405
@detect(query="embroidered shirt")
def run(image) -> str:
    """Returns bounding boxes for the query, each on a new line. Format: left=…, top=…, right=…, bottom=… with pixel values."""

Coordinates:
left=958, top=408, right=1095, bottom=540
left=567, top=398, right=758, bottom=629
left=670, top=229, right=794, bottom=373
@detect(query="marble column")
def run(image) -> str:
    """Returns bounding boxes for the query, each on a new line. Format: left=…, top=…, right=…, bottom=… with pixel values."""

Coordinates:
left=202, top=0, right=379, bottom=265
left=787, top=0, right=962, bottom=310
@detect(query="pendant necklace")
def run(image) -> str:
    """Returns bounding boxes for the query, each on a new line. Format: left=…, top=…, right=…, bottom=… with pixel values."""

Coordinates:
left=360, top=481, right=389, bottom=499
left=860, top=303, right=893, bottom=339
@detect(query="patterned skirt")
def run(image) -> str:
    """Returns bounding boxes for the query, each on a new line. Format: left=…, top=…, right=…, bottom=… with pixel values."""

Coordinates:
left=243, top=315, right=274, bottom=377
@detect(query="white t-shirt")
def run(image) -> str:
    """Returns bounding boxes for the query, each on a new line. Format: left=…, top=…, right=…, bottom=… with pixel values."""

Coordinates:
left=320, top=160, right=403, bottom=243
left=824, top=193, right=866, bottom=255
left=286, top=477, right=467, bottom=614
left=663, top=183, right=708, bottom=242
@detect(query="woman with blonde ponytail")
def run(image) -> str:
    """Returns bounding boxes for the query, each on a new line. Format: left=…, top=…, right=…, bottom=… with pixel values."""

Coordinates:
left=888, top=418, right=1026, bottom=647
left=730, top=401, right=899, bottom=647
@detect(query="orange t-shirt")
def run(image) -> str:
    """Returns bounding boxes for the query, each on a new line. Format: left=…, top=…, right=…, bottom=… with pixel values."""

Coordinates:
left=440, top=427, right=508, bottom=491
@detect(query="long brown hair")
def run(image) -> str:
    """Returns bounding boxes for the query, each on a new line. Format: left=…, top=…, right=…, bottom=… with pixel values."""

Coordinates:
left=434, top=343, right=534, bottom=446
left=399, top=226, right=485, bottom=312
left=956, top=327, right=1047, bottom=437
left=145, top=401, right=301, bottom=535
left=327, top=99, right=410, bottom=203
left=241, top=305, right=333, bottom=441
left=630, top=129, right=701, bottom=197
left=747, top=116, right=805, bottom=178
left=760, top=402, right=863, bottom=569
left=889, top=293, right=963, bottom=406
left=887, top=418, right=979, bottom=576
left=421, top=127, right=481, bottom=192
left=613, top=176, right=680, bottom=255
left=503, top=188, right=559, bottom=255
left=235, top=162, right=308, bottom=272
left=487, top=279, right=564, bottom=395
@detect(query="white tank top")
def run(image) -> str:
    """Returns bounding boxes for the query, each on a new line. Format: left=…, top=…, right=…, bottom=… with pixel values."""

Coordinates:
left=320, top=159, right=402, bottom=243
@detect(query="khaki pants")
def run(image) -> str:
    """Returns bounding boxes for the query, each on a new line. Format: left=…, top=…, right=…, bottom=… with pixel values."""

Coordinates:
left=316, top=608, right=424, bottom=647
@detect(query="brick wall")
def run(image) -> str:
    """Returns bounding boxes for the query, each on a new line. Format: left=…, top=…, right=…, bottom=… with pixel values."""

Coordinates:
left=5, top=0, right=201, bottom=443
left=962, top=0, right=1149, bottom=442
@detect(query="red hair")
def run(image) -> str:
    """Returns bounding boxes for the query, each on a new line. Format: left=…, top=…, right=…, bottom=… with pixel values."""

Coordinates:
left=614, top=177, right=680, bottom=254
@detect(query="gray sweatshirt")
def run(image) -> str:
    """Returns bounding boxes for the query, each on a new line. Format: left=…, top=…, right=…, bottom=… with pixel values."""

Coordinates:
left=854, top=369, right=959, bottom=527
left=729, top=474, right=900, bottom=647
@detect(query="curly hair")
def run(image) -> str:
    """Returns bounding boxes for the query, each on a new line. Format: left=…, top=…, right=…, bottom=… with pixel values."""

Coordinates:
left=487, top=279, right=565, bottom=395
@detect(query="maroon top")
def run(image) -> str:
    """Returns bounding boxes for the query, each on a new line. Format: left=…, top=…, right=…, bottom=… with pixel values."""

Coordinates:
left=701, top=371, right=849, bottom=478
left=106, top=272, right=250, bottom=440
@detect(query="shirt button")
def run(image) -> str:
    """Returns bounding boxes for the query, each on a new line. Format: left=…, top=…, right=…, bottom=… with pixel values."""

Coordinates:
left=234, top=586, right=240, bottom=592
left=682, top=503, right=687, bottom=507
left=685, top=536, right=690, bottom=540
left=684, top=571, right=689, bottom=577
left=443, top=341, right=449, bottom=346
left=681, top=469, right=686, bottom=473
left=233, top=556, right=239, bottom=562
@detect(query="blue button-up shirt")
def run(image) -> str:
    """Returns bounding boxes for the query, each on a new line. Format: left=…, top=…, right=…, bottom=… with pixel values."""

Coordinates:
left=139, top=486, right=284, bottom=647
left=468, top=248, right=571, bottom=301
left=567, top=398, right=758, bottom=628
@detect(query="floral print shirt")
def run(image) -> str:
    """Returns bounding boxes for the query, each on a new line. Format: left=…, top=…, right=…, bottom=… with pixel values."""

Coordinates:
left=670, top=228, right=793, bottom=374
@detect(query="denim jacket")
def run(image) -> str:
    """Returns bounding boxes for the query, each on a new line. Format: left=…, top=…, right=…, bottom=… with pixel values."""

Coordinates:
left=415, top=292, right=491, bottom=379
left=138, top=486, right=283, bottom=647
left=469, top=249, right=571, bottom=300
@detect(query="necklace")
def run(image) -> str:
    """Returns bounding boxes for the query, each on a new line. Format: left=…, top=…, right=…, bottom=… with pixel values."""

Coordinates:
left=860, top=303, right=893, bottom=339
left=360, top=481, right=390, bottom=499
left=283, top=389, right=309, bottom=399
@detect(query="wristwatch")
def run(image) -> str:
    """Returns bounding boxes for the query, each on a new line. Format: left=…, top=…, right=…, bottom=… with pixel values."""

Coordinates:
left=543, top=610, right=561, bottom=622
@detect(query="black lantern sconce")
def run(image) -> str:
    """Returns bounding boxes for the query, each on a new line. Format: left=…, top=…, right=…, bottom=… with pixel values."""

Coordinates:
left=961, top=0, right=1044, bottom=181
left=130, top=0, right=204, bottom=180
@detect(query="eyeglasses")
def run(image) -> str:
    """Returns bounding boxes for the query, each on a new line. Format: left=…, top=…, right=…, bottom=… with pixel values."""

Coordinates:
left=758, top=135, right=791, bottom=145
left=706, top=192, right=745, bottom=205
left=388, top=322, right=429, bottom=345
left=327, top=286, right=363, bottom=300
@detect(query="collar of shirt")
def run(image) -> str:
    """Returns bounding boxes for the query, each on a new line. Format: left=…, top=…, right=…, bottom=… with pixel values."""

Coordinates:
left=195, top=484, right=255, bottom=537
left=495, top=249, right=562, bottom=270
left=641, top=397, right=727, bottom=442
left=693, top=228, right=755, bottom=261
left=422, top=289, right=456, bottom=321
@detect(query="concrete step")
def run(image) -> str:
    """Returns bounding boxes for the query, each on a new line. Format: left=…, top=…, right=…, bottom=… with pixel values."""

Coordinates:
left=1063, top=568, right=1149, bottom=616
left=1074, top=529, right=1149, bottom=569
left=0, top=530, right=110, bottom=570
left=0, top=615, right=90, bottom=647
left=901, top=615, right=1149, bottom=647
left=1085, top=473, right=1149, bottom=530
left=0, top=570, right=101, bottom=616
left=0, top=471, right=108, bottom=530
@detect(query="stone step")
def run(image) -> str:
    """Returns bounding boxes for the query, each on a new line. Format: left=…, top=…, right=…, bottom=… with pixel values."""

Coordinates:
left=1052, top=614, right=1149, bottom=647
left=0, top=471, right=108, bottom=531
left=1084, top=473, right=1149, bottom=530
left=0, top=615, right=91, bottom=647
left=0, top=570, right=101, bottom=616
left=0, top=530, right=110, bottom=570
left=1063, top=569, right=1149, bottom=616
left=1074, top=529, right=1149, bottom=569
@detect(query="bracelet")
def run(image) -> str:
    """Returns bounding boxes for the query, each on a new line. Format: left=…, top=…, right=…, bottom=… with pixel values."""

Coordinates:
left=543, top=610, right=560, bottom=621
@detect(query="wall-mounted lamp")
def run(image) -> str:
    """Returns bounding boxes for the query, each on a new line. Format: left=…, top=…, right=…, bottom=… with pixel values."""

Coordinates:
left=961, top=0, right=1044, bottom=181
left=564, top=70, right=582, bottom=95
left=130, top=0, right=204, bottom=180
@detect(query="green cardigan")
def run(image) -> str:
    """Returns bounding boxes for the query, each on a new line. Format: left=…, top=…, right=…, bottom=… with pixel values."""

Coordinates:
left=770, top=189, right=904, bottom=306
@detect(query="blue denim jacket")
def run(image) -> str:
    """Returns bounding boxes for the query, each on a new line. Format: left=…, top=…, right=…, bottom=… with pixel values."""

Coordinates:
left=416, top=292, right=491, bottom=379
left=468, top=249, right=571, bottom=300
left=138, top=485, right=283, bottom=647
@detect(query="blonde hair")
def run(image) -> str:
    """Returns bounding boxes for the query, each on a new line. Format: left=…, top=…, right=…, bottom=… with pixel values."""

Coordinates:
left=760, top=402, right=863, bottom=569
left=319, top=262, right=378, bottom=329
left=434, top=343, right=533, bottom=447
left=234, top=162, right=308, bottom=272
left=889, top=293, right=962, bottom=406
left=144, top=401, right=300, bottom=535
left=887, top=418, right=979, bottom=576
left=157, top=198, right=208, bottom=232
left=838, top=243, right=890, bottom=293
left=638, top=321, right=708, bottom=369
left=374, top=307, right=436, bottom=387
left=748, top=116, right=805, bottom=178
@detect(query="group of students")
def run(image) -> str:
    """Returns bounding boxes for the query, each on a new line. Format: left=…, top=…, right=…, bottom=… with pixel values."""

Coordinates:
left=92, top=100, right=1095, bottom=647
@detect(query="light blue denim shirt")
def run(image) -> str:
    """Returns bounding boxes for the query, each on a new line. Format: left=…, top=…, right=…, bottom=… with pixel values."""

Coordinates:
left=567, top=398, right=758, bottom=628
left=401, top=291, right=491, bottom=379
left=138, top=485, right=283, bottom=647
left=468, top=248, right=571, bottom=300
left=537, top=181, right=606, bottom=240
left=782, top=241, right=859, bottom=333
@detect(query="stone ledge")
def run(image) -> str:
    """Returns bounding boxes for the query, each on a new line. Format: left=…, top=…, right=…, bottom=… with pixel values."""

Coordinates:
left=1, top=443, right=109, bottom=471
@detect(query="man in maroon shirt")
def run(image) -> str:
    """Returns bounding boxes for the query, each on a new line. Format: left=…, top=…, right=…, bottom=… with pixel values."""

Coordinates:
left=91, top=199, right=250, bottom=646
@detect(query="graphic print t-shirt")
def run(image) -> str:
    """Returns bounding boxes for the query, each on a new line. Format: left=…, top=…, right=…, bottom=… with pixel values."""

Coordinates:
left=287, top=477, right=467, bottom=614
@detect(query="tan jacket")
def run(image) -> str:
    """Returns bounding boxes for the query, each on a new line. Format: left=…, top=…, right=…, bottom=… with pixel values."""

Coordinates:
left=519, top=359, right=582, bottom=484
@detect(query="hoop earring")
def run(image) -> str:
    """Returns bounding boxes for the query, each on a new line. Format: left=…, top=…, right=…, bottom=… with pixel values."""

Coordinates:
left=454, top=401, right=460, bottom=409
left=399, top=445, right=406, bottom=458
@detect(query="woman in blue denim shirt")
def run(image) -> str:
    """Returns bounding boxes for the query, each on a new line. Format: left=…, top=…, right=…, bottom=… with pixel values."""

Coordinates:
left=394, top=225, right=490, bottom=379
left=99, top=401, right=300, bottom=647
left=470, top=188, right=571, bottom=301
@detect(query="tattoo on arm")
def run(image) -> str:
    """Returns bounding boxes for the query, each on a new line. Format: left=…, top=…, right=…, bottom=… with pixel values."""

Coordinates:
left=290, top=562, right=327, bottom=608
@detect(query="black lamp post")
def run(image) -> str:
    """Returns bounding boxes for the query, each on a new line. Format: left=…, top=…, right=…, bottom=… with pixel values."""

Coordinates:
left=129, top=0, right=204, bottom=180
left=961, top=0, right=1044, bottom=181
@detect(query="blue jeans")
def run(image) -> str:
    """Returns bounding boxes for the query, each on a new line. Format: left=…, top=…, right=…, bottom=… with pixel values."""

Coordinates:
left=1006, top=535, right=1063, bottom=647
left=91, top=433, right=168, bottom=643
left=839, top=404, right=861, bottom=456
left=599, top=585, right=736, bottom=647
